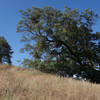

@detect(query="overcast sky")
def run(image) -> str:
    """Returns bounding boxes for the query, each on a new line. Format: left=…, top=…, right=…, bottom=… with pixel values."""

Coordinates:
left=0, top=0, right=100, bottom=66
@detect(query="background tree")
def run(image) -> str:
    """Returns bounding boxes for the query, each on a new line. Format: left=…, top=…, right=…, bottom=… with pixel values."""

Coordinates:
left=0, top=36, right=13, bottom=64
left=17, top=6, right=100, bottom=83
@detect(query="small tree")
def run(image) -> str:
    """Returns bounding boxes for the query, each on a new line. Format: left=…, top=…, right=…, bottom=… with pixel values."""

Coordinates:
left=17, top=6, right=100, bottom=83
left=0, top=36, right=13, bottom=64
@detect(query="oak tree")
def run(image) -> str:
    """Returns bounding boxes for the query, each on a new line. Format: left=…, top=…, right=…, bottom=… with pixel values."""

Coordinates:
left=17, top=6, right=100, bottom=83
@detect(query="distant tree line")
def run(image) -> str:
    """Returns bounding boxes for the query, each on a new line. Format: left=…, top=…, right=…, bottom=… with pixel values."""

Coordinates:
left=0, top=36, right=13, bottom=64
left=17, top=6, right=100, bottom=83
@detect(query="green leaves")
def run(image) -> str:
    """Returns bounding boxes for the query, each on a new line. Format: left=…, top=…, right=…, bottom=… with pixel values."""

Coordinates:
left=0, top=36, right=13, bottom=64
left=17, top=6, right=100, bottom=83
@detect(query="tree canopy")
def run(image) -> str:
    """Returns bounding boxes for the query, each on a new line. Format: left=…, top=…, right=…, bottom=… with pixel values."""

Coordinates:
left=17, top=6, right=100, bottom=83
left=0, top=36, right=13, bottom=64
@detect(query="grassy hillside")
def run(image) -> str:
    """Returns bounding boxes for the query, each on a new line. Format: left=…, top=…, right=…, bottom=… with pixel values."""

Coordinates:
left=0, top=64, right=100, bottom=100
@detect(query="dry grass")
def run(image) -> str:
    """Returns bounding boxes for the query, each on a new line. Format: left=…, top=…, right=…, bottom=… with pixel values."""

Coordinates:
left=0, top=64, right=100, bottom=100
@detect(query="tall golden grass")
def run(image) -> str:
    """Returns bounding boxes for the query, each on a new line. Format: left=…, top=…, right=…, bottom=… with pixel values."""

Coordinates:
left=0, top=64, right=100, bottom=100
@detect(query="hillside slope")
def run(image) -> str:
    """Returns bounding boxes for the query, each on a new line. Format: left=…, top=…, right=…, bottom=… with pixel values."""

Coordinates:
left=0, top=64, right=100, bottom=100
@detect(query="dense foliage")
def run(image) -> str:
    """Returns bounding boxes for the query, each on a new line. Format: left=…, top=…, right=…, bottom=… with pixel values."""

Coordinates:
left=0, top=36, right=13, bottom=64
left=17, top=6, right=100, bottom=83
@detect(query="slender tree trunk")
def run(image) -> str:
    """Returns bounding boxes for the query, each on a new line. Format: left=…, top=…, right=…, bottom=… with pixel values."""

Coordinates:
left=0, top=56, right=2, bottom=64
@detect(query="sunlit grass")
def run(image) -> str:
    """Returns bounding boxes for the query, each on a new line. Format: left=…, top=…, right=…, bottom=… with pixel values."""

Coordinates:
left=0, top=64, right=100, bottom=100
